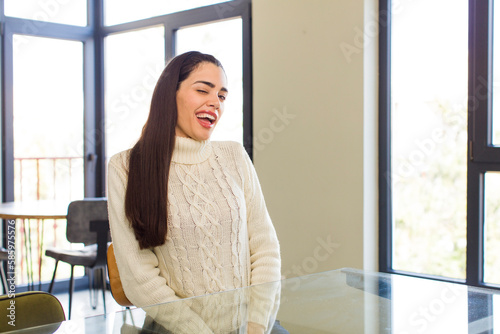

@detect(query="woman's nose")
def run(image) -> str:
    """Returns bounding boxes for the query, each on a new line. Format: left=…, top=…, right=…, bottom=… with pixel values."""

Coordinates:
left=207, top=95, right=221, bottom=109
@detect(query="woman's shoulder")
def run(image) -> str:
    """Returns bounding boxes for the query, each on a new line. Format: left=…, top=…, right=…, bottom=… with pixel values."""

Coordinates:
left=108, top=149, right=131, bottom=171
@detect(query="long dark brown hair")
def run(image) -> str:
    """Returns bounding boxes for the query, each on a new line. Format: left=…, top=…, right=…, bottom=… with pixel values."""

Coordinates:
left=125, top=51, right=223, bottom=249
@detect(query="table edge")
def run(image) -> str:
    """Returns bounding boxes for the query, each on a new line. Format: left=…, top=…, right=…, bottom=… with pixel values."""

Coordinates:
left=0, top=214, right=67, bottom=220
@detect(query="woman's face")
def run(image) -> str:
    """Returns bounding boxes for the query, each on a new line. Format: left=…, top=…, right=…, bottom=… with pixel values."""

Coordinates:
left=175, top=62, right=228, bottom=141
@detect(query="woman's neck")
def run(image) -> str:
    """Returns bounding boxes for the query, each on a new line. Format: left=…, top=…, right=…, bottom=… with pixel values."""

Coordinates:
left=171, top=136, right=212, bottom=164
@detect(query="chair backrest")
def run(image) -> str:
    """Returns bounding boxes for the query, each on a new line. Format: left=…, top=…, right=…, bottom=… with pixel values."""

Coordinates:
left=0, top=291, right=65, bottom=333
left=107, top=243, right=133, bottom=307
left=0, top=248, right=8, bottom=261
left=67, top=198, right=108, bottom=245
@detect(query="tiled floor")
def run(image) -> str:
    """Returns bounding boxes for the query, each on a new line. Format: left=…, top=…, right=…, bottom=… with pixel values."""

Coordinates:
left=54, top=287, right=124, bottom=320
left=53, top=288, right=150, bottom=334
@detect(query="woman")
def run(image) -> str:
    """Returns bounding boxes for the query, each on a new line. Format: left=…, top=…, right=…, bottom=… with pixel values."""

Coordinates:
left=107, top=51, right=281, bottom=333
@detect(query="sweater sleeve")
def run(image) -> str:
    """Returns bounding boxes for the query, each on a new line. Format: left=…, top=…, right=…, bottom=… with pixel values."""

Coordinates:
left=240, top=147, right=281, bottom=285
left=107, top=152, right=212, bottom=333
left=239, top=146, right=282, bottom=328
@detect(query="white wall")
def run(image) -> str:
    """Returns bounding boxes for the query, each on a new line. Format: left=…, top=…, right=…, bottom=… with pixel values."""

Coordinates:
left=252, top=0, right=378, bottom=278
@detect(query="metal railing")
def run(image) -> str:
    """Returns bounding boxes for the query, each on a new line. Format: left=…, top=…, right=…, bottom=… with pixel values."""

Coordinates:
left=14, top=156, right=84, bottom=202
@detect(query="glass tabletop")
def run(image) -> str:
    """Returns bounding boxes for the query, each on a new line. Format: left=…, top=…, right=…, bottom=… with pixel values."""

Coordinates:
left=8, top=268, right=500, bottom=333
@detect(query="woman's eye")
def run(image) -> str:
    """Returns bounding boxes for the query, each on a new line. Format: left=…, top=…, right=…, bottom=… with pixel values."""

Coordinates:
left=219, top=95, right=226, bottom=101
left=197, top=90, right=208, bottom=94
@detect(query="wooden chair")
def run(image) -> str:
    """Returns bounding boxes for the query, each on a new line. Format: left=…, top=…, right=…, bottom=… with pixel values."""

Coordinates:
left=107, top=242, right=133, bottom=307
left=45, top=198, right=109, bottom=319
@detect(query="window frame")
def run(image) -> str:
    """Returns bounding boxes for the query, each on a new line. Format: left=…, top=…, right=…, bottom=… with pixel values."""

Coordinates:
left=379, top=0, right=500, bottom=290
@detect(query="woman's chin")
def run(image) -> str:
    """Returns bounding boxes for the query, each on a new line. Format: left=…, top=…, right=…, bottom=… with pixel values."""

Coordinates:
left=176, top=128, right=214, bottom=142
left=191, top=131, right=213, bottom=142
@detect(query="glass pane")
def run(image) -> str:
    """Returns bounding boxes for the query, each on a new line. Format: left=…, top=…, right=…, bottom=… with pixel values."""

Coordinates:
left=105, top=26, right=165, bottom=160
left=391, top=0, right=468, bottom=278
left=493, top=2, right=500, bottom=145
left=13, top=35, right=84, bottom=201
left=5, top=0, right=87, bottom=26
left=392, top=275, right=468, bottom=333
left=484, top=172, right=500, bottom=284
left=13, top=35, right=84, bottom=283
left=104, top=0, right=232, bottom=26
left=176, top=18, right=243, bottom=144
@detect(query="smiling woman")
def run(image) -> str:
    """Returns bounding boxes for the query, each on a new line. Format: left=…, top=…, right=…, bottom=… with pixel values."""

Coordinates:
left=107, top=51, right=281, bottom=333
left=175, top=62, right=228, bottom=141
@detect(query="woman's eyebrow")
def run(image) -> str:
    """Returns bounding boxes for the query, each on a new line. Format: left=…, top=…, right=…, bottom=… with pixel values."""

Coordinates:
left=193, top=80, right=228, bottom=93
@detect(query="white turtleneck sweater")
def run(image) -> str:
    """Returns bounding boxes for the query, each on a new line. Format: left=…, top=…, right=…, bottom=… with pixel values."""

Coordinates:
left=107, top=137, right=281, bottom=332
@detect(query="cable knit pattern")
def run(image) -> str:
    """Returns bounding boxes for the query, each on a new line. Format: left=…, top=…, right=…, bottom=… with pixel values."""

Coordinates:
left=107, top=136, right=281, bottom=332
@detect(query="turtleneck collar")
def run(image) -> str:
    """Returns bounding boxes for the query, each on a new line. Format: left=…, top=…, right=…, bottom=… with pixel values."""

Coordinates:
left=171, top=136, right=212, bottom=164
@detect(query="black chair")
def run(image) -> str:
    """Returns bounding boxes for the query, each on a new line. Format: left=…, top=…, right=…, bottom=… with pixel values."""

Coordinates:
left=45, top=198, right=109, bottom=319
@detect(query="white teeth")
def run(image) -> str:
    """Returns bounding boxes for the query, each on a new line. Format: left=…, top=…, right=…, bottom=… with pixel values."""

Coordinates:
left=196, top=113, right=215, bottom=121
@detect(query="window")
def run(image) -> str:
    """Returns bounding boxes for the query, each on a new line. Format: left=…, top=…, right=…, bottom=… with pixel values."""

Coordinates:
left=389, top=0, right=468, bottom=279
left=105, top=26, right=165, bottom=159
left=176, top=18, right=243, bottom=143
left=484, top=172, right=500, bottom=283
left=5, top=0, right=87, bottom=26
left=13, top=36, right=84, bottom=202
left=380, top=0, right=500, bottom=288
left=493, top=0, right=500, bottom=146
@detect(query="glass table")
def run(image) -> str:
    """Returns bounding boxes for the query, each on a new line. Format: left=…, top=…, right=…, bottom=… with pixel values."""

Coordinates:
left=7, top=268, right=500, bottom=333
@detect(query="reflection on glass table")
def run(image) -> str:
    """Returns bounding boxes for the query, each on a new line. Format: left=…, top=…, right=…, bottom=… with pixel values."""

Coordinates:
left=9, top=268, right=500, bottom=333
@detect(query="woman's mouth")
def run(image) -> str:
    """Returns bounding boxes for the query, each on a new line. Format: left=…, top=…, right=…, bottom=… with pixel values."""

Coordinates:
left=195, top=111, right=217, bottom=128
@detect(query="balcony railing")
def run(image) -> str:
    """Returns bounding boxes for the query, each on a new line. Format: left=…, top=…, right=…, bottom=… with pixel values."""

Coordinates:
left=13, top=156, right=85, bottom=286
left=14, top=156, right=84, bottom=202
